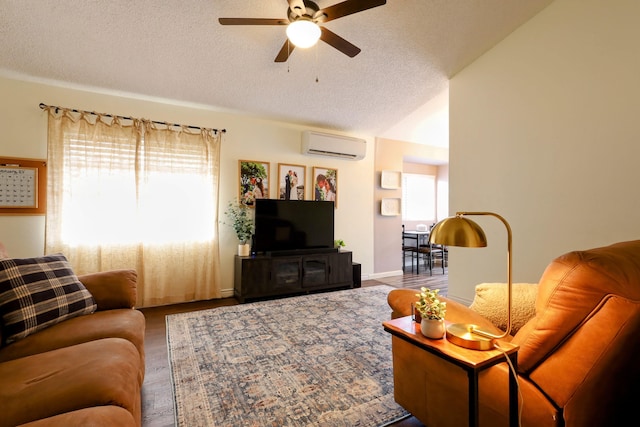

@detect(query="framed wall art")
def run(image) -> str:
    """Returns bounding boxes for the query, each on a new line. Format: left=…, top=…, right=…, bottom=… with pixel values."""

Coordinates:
left=312, top=167, right=338, bottom=208
left=381, top=198, right=401, bottom=216
left=278, top=163, right=306, bottom=200
left=381, top=170, right=402, bottom=189
left=239, top=160, right=269, bottom=207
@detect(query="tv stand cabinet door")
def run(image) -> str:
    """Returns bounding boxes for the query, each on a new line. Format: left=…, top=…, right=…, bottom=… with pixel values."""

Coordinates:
left=301, top=255, right=329, bottom=288
left=271, top=257, right=303, bottom=291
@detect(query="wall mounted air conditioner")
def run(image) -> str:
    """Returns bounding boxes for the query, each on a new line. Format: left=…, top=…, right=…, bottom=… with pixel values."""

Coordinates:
left=301, top=131, right=366, bottom=161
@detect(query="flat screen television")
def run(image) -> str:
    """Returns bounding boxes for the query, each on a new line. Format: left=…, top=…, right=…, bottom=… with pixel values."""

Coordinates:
left=253, top=199, right=335, bottom=254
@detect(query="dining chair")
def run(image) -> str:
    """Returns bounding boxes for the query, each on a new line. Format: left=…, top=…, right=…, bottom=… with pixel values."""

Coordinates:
left=402, top=225, right=419, bottom=273
left=417, top=242, right=445, bottom=275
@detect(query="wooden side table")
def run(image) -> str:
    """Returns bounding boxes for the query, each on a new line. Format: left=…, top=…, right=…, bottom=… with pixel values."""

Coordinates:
left=383, top=316, right=519, bottom=427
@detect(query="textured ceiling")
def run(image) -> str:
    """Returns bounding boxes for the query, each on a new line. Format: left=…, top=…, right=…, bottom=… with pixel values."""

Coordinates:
left=0, top=0, right=553, bottom=146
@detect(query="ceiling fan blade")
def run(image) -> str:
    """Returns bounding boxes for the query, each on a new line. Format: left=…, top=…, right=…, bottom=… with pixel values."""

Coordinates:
left=316, top=0, right=386, bottom=23
left=275, top=40, right=295, bottom=62
left=287, top=0, right=307, bottom=17
left=218, top=18, right=288, bottom=25
left=319, top=27, right=361, bottom=57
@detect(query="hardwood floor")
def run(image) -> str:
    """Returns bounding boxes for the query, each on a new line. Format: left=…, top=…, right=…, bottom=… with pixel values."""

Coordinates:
left=140, top=266, right=447, bottom=426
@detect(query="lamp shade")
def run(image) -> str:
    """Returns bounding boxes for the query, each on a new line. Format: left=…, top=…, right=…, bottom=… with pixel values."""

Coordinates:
left=286, top=19, right=321, bottom=48
left=429, top=216, right=487, bottom=248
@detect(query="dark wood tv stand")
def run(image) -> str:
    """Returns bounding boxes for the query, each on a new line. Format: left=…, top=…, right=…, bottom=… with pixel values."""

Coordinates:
left=234, top=250, right=353, bottom=303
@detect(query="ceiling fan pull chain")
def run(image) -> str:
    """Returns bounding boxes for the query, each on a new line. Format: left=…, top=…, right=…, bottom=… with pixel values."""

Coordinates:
left=315, top=43, right=319, bottom=83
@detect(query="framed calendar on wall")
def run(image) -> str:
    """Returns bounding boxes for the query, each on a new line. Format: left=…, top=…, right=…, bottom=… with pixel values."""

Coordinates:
left=0, top=157, right=47, bottom=215
left=0, top=166, right=37, bottom=208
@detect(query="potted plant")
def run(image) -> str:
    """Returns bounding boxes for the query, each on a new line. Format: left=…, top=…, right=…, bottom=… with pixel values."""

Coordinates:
left=415, top=287, right=447, bottom=339
left=334, top=239, right=346, bottom=251
left=224, top=200, right=254, bottom=256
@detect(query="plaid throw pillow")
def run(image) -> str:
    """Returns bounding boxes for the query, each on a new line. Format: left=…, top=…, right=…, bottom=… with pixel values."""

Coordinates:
left=0, top=254, right=97, bottom=344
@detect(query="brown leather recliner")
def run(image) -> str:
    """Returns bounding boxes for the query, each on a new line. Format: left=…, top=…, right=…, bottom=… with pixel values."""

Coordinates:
left=387, top=240, right=640, bottom=427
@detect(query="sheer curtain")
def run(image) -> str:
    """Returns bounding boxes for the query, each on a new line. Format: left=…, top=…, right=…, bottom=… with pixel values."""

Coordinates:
left=45, top=107, right=222, bottom=307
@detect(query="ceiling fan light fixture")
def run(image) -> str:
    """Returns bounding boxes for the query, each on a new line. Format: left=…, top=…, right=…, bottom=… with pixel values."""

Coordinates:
left=286, top=19, right=321, bottom=48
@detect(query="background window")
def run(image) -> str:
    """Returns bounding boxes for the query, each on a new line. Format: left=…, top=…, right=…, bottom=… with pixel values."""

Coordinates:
left=402, top=173, right=436, bottom=221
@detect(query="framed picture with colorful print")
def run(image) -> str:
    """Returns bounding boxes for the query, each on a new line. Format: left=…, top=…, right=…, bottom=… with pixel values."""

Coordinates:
left=277, top=163, right=306, bottom=200
left=312, top=167, right=337, bottom=208
left=239, top=160, right=269, bottom=207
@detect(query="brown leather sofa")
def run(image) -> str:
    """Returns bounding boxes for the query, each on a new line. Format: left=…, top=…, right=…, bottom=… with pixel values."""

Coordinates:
left=387, top=240, right=640, bottom=427
left=0, top=269, right=146, bottom=427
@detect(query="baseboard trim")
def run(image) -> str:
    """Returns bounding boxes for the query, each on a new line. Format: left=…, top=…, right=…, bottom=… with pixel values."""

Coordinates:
left=446, top=294, right=473, bottom=306
left=368, top=270, right=403, bottom=280
left=220, top=288, right=234, bottom=298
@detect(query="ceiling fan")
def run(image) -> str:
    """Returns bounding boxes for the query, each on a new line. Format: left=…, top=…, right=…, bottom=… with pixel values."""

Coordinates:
left=218, top=0, right=387, bottom=62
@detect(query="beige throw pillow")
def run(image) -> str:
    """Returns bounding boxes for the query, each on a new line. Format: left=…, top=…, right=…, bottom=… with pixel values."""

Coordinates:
left=469, top=282, right=538, bottom=335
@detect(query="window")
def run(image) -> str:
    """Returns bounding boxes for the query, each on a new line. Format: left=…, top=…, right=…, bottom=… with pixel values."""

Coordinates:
left=402, top=173, right=436, bottom=221
left=60, top=132, right=216, bottom=246
left=44, top=107, right=223, bottom=306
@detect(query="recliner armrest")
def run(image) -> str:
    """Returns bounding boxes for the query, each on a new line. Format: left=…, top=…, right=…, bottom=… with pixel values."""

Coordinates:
left=78, top=270, right=138, bottom=310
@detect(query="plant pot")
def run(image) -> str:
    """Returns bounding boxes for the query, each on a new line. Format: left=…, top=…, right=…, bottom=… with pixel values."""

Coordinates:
left=420, top=318, right=445, bottom=339
left=238, top=243, right=250, bottom=257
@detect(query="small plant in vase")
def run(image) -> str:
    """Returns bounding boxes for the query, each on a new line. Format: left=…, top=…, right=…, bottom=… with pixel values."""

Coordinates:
left=224, top=200, right=254, bottom=256
left=415, top=287, right=447, bottom=339
left=334, top=239, right=346, bottom=251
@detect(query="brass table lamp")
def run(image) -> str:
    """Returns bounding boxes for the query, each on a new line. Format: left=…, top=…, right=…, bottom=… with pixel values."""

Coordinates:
left=429, top=212, right=512, bottom=350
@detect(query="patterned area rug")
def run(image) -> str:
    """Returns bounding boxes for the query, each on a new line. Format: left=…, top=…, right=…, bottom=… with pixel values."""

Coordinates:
left=166, top=285, right=409, bottom=426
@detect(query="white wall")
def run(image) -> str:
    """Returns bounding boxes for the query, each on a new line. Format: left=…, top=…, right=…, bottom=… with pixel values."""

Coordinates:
left=0, top=75, right=375, bottom=300
left=448, top=0, right=640, bottom=303
left=436, top=164, right=449, bottom=221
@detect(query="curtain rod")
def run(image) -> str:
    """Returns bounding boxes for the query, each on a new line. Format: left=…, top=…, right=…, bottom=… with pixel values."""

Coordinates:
left=39, top=103, right=226, bottom=134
